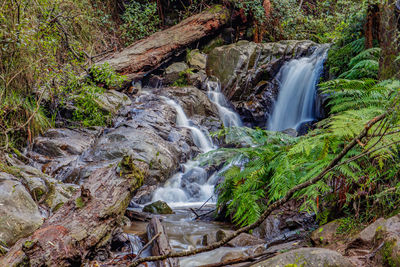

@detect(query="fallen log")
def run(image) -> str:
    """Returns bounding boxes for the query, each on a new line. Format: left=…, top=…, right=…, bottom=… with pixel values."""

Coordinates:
left=98, top=5, right=230, bottom=79
left=0, top=156, right=148, bottom=266
left=147, top=217, right=178, bottom=267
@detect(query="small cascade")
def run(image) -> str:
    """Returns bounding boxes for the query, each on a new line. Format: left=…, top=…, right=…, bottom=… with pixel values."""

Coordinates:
left=207, top=81, right=243, bottom=127
left=151, top=87, right=245, bottom=207
left=161, top=97, right=215, bottom=153
left=268, top=46, right=329, bottom=131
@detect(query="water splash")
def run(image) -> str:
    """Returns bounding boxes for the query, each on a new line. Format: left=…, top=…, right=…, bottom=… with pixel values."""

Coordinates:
left=268, top=46, right=329, bottom=131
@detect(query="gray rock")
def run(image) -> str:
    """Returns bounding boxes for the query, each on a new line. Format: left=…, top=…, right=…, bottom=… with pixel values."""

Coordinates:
left=187, top=49, right=207, bottom=70
left=95, top=90, right=132, bottom=114
left=252, top=248, right=354, bottom=267
left=0, top=176, right=43, bottom=247
left=311, top=220, right=340, bottom=246
left=165, top=62, right=189, bottom=83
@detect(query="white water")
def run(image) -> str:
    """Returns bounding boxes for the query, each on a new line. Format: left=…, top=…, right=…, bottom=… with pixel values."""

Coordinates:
left=207, top=81, right=243, bottom=127
left=162, top=97, right=215, bottom=153
left=151, top=89, right=244, bottom=207
left=268, top=46, right=329, bottom=131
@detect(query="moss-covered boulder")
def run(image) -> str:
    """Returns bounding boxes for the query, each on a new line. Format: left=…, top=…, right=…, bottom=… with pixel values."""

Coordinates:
left=0, top=175, right=43, bottom=247
left=187, top=49, right=207, bottom=70
left=143, top=200, right=173, bottom=214
left=346, top=214, right=400, bottom=266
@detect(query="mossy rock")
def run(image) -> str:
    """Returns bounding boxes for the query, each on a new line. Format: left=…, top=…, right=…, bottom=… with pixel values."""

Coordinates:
left=143, top=200, right=173, bottom=214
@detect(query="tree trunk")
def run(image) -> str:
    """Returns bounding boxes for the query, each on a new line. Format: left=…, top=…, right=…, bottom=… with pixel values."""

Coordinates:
left=379, top=0, right=400, bottom=80
left=365, top=4, right=380, bottom=49
left=98, top=5, right=231, bottom=79
left=0, top=157, right=148, bottom=266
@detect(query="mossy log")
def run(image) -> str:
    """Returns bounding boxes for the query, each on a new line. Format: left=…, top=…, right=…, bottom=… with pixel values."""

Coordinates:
left=0, top=158, right=148, bottom=266
left=98, top=5, right=231, bottom=79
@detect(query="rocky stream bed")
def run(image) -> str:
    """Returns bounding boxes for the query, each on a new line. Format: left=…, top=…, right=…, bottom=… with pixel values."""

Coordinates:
left=1, top=29, right=398, bottom=267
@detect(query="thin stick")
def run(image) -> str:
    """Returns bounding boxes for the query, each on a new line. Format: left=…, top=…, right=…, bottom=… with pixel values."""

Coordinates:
left=198, top=251, right=276, bottom=267
left=133, top=232, right=161, bottom=261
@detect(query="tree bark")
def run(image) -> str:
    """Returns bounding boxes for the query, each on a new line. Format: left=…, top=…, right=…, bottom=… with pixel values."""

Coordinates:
left=0, top=158, right=148, bottom=266
left=365, top=4, right=380, bottom=49
left=98, top=5, right=231, bottom=79
left=379, top=0, right=400, bottom=80
left=147, top=217, right=178, bottom=267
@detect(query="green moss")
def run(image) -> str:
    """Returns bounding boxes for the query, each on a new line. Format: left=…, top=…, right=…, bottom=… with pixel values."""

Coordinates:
left=381, top=240, right=400, bottom=267
left=207, top=5, right=223, bottom=14
left=22, top=240, right=35, bottom=250
left=52, top=202, right=64, bottom=212
left=118, top=156, right=145, bottom=188
left=75, top=197, right=85, bottom=209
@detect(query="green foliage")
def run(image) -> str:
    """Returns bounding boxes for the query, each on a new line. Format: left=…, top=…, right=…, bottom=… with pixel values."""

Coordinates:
left=58, top=63, right=126, bottom=127
left=327, top=38, right=366, bottom=78
left=270, top=0, right=366, bottom=43
left=120, top=1, right=160, bottom=45
left=0, top=0, right=120, bottom=149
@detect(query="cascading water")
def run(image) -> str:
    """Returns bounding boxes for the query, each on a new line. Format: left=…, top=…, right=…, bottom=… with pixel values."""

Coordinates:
left=161, top=97, right=215, bottom=153
left=268, top=45, right=329, bottom=131
left=151, top=84, right=244, bottom=207
left=207, top=81, right=242, bottom=127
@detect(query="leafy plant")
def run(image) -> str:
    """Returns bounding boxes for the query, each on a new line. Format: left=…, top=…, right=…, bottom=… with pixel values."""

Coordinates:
left=120, top=1, right=161, bottom=45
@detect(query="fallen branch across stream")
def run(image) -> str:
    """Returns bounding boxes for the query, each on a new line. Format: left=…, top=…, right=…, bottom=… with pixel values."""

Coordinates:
left=129, top=112, right=389, bottom=267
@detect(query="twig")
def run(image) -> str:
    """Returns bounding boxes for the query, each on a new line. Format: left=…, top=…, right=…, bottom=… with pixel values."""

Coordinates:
left=133, top=232, right=161, bottom=261
left=129, top=112, right=388, bottom=267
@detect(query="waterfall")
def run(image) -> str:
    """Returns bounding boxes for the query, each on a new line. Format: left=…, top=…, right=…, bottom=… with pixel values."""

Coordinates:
left=151, top=88, right=244, bottom=207
left=268, top=46, right=329, bottom=131
left=207, top=81, right=243, bottom=127
left=161, top=97, right=215, bottom=153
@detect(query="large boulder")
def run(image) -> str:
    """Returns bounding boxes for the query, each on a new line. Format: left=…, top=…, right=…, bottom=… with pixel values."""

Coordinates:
left=346, top=214, right=400, bottom=266
left=206, top=40, right=317, bottom=126
left=0, top=175, right=43, bottom=247
left=253, top=248, right=354, bottom=267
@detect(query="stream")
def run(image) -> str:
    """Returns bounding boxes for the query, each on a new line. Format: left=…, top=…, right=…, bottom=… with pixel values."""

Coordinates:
left=127, top=45, right=329, bottom=266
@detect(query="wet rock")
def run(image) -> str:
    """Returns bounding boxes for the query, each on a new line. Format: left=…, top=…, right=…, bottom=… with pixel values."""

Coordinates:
left=95, top=90, right=132, bottom=114
left=253, top=200, right=315, bottom=248
left=0, top=174, right=43, bottom=247
left=206, top=40, right=317, bottom=127
left=311, top=220, right=340, bottom=246
left=282, top=128, right=298, bottom=137
left=246, top=244, right=267, bottom=256
left=180, top=179, right=202, bottom=199
left=164, top=62, right=189, bottom=83
left=187, top=70, right=207, bottom=88
left=221, top=251, right=247, bottom=262
left=166, top=86, right=218, bottom=117
left=228, top=233, right=265, bottom=247
left=143, top=200, right=174, bottom=214
left=187, top=49, right=207, bottom=70
left=253, top=248, right=354, bottom=267
left=264, top=240, right=305, bottom=254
